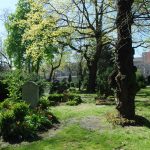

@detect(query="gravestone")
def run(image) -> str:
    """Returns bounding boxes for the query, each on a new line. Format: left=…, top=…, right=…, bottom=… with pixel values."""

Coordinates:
left=22, top=81, right=39, bottom=108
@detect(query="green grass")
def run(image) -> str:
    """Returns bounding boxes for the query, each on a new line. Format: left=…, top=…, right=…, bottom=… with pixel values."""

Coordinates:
left=1, top=88, right=150, bottom=150
left=50, top=103, right=113, bottom=121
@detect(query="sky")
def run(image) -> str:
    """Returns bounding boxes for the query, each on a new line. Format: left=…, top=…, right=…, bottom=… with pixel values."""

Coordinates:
left=0, top=0, right=18, bottom=10
left=0, top=0, right=18, bottom=37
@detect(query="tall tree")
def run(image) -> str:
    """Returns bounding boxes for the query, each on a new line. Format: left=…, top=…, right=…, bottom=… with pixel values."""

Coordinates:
left=110, top=0, right=137, bottom=119
left=20, top=0, right=69, bottom=74
left=5, top=0, right=31, bottom=69
left=47, top=0, right=115, bottom=93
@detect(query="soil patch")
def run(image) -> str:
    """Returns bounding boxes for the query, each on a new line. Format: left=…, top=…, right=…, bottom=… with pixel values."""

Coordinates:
left=80, top=116, right=109, bottom=131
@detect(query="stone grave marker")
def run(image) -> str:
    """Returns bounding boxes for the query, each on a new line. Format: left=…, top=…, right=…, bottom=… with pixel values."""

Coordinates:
left=22, top=81, right=39, bottom=108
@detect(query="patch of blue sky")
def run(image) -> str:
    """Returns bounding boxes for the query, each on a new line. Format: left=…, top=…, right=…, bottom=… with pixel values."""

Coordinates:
left=0, top=0, right=18, bottom=37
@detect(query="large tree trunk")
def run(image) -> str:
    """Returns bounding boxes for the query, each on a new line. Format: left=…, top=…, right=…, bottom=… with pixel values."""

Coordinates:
left=86, top=36, right=102, bottom=93
left=48, top=68, right=54, bottom=82
left=115, top=0, right=137, bottom=119
left=78, top=59, right=83, bottom=91
left=87, top=62, right=97, bottom=93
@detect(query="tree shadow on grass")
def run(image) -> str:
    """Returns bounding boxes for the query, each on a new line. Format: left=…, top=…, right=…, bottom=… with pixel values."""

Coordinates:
left=3, top=120, right=60, bottom=144
left=5, top=134, right=42, bottom=145
left=135, top=115, right=150, bottom=128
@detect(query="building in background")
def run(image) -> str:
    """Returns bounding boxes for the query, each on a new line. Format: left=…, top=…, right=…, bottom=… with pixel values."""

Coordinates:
left=134, top=51, right=150, bottom=78
left=142, top=52, right=150, bottom=64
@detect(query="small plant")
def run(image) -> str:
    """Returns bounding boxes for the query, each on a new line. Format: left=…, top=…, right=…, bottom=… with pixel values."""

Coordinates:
left=66, top=100, right=78, bottom=106
left=48, top=94, right=64, bottom=104
left=13, top=102, right=29, bottom=121
left=106, top=112, right=136, bottom=127
left=0, top=99, right=13, bottom=110
left=25, top=109, right=57, bottom=132
left=64, top=93, right=82, bottom=102
left=38, top=96, right=50, bottom=109
left=66, top=94, right=82, bottom=106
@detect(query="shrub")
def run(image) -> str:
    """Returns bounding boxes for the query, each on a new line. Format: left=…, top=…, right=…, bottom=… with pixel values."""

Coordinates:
left=97, top=67, right=113, bottom=98
left=0, top=99, right=13, bottom=110
left=13, top=102, right=29, bottom=122
left=25, top=110, right=55, bottom=131
left=0, top=110, right=36, bottom=142
left=0, top=80, right=9, bottom=102
left=48, top=93, right=82, bottom=106
left=50, top=79, right=68, bottom=94
left=1, top=70, right=50, bottom=101
left=0, top=100, right=36, bottom=142
left=25, top=114, right=46, bottom=131
left=1, top=71, right=25, bottom=101
left=66, top=93, right=82, bottom=102
left=38, top=96, right=50, bottom=109
left=36, top=79, right=50, bottom=96
left=48, top=94, right=63, bottom=103
left=136, top=70, right=146, bottom=91
left=106, top=112, right=136, bottom=127
left=0, top=110, right=16, bottom=141
left=66, top=94, right=82, bottom=106
left=69, top=87, right=77, bottom=93
left=66, top=100, right=78, bottom=106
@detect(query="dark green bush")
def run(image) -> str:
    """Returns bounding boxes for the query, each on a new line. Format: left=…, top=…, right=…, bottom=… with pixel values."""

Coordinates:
left=65, top=93, right=82, bottom=102
left=48, top=93, right=82, bottom=106
left=0, top=80, right=9, bottom=102
left=136, top=70, right=146, bottom=91
left=69, top=87, right=77, bottom=93
left=25, top=109, right=56, bottom=131
left=50, top=79, right=68, bottom=94
left=38, top=96, right=50, bottom=109
left=1, top=71, right=25, bottom=101
left=0, top=99, right=13, bottom=110
left=0, top=110, right=36, bottom=142
left=66, top=94, right=82, bottom=106
left=48, top=94, right=63, bottom=103
left=66, top=100, right=78, bottom=106
left=97, top=67, right=113, bottom=98
left=0, top=110, right=16, bottom=141
left=0, top=100, right=36, bottom=142
left=36, top=79, right=50, bottom=96
left=13, top=102, right=29, bottom=122
left=1, top=70, right=50, bottom=101
left=0, top=100, right=58, bottom=142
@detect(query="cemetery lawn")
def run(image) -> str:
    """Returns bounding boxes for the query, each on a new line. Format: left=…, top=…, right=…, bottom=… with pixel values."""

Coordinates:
left=1, top=88, right=150, bottom=150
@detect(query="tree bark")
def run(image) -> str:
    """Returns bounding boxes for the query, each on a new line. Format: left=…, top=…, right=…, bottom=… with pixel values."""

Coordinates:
left=78, top=57, right=84, bottom=91
left=115, top=0, right=137, bottom=119
left=87, top=61, right=97, bottom=93
left=86, top=35, right=102, bottom=93
left=49, top=68, right=54, bottom=82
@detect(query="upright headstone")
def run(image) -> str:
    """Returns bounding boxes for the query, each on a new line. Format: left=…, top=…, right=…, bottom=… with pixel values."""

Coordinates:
left=22, top=81, right=39, bottom=108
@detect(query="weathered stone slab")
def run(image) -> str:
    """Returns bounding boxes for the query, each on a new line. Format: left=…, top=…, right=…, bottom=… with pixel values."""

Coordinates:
left=22, top=81, right=39, bottom=108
